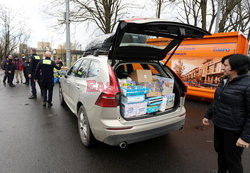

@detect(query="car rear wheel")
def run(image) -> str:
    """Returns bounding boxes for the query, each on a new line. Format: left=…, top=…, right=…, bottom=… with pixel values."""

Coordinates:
left=77, top=105, right=96, bottom=147
left=59, top=84, right=66, bottom=105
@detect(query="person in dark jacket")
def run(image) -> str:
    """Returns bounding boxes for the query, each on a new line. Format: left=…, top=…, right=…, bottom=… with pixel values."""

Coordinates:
left=22, top=55, right=30, bottom=85
left=202, top=54, right=250, bottom=173
left=35, top=51, right=61, bottom=107
left=6, top=55, right=16, bottom=87
left=2, top=55, right=9, bottom=86
left=28, top=48, right=42, bottom=99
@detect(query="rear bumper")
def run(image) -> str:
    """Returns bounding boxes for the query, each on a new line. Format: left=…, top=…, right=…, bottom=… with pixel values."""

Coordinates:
left=103, top=119, right=185, bottom=146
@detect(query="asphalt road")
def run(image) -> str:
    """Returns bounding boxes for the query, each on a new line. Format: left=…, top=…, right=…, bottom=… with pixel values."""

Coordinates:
left=0, top=75, right=250, bottom=173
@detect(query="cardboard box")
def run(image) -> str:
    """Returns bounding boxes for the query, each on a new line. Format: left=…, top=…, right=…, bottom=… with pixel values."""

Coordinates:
left=130, top=70, right=153, bottom=83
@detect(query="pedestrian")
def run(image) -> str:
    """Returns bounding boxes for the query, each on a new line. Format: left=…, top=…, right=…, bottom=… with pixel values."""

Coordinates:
left=2, top=55, right=9, bottom=86
left=56, top=57, right=63, bottom=68
left=22, top=55, right=30, bottom=85
left=35, top=51, right=61, bottom=107
left=28, top=48, right=42, bottom=99
left=202, top=54, right=250, bottom=173
left=14, top=55, right=23, bottom=84
left=6, top=55, right=16, bottom=87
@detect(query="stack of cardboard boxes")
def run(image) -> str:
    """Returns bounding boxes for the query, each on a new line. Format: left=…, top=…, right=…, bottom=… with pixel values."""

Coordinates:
left=120, top=69, right=175, bottom=118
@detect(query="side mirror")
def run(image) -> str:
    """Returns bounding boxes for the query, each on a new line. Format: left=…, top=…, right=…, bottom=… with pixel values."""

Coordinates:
left=60, top=70, right=68, bottom=78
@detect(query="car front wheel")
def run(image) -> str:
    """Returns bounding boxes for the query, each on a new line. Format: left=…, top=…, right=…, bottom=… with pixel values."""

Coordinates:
left=59, top=84, right=66, bottom=105
left=77, top=105, right=96, bottom=147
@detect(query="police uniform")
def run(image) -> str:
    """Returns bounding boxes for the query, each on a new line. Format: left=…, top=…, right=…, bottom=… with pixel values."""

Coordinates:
left=35, top=57, right=61, bottom=107
left=6, top=59, right=16, bottom=87
left=29, top=54, right=41, bottom=98
left=2, top=59, right=9, bottom=85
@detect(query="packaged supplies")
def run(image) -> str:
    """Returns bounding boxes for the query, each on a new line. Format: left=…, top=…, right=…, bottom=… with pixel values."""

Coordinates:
left=146, top=105, right=159, bottom=113
left=121, top=95, right=145, bottom=104
left=136, top=102, right=147, bottom=117
left=139, top=79, right=161, bottom=92
left=163, top=93, right=175, bottom=109
left=146, top=91, right=162, bottom=97
left=153, top=76, right=174, bottom=95
left=122, top=101, right=147, bottom=118
left=121, top=85, right=149, bottom=96
left=118, top=77, right=136, bottom=86
left=159, top=97, right=167, bottom=112
left=130, top=70, right=153, bottom=83
left=138, top=80, right=162, bottom=97
left=146, top=96, right=163, bottom=106
left=121, top=103, right=137, bottom=118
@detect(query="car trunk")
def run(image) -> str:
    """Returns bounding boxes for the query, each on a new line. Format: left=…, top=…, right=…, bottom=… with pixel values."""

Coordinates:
left=113, top=61, right=184, bottom=120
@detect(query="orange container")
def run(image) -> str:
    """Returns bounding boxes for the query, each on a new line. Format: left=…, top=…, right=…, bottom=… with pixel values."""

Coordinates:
left=147, top=32, right=249, bottom=101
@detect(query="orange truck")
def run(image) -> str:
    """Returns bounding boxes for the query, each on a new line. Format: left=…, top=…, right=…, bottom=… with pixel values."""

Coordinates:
left=147, top=31, right=249, bottom=101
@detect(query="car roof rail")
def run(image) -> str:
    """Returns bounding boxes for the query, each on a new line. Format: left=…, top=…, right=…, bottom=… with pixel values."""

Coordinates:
left=93, top=49, right=109, bottom=56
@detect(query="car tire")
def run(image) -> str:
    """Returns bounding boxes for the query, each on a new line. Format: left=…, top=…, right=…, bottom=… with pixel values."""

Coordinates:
left=59, top=84, right=66, bottom=105
left=77, top=105, right=96, bottom=147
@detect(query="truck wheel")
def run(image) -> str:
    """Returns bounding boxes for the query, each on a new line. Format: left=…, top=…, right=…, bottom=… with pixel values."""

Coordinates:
left=77, top=105, right=96, bottom=147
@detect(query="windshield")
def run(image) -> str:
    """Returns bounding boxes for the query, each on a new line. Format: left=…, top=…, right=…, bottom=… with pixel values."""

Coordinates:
left=120, top=33, right=173, bottom=50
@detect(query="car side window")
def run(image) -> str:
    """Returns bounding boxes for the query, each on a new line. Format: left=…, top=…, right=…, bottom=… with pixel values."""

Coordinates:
left=87, top=60, right=100, bottom=78
left=67, top=60, right=83, bottom=76
left=77, top=60, right=89, bottom=78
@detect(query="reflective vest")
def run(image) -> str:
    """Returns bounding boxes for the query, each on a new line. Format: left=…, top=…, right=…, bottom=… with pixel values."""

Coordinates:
left=42, top=59, right=52, bottom=65
left=34, top=55, right=41, bottom=60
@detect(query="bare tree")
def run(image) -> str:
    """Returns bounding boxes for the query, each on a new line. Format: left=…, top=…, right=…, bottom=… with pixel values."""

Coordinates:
left=176, top=0, right=250, bottom=38
left=69, top=0, right=127, bottom=34
left=224, top=0, right=250, bottom=40
left=177, top=0, right=201, bottom=26
left=0, top=6, right=30, bottom=62
left=152, top=0, right=175, bottom=18
left=200, top=0, right=207, bottom=30
left=218, top=0, right=242, bottom=32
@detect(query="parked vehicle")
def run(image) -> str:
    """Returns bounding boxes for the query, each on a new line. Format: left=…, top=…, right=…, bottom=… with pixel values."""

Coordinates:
left=59, top=18, right=210, bottom=147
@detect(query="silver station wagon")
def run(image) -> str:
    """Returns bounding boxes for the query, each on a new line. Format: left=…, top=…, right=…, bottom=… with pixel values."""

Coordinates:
left=59, top=18, right=210, bottom=148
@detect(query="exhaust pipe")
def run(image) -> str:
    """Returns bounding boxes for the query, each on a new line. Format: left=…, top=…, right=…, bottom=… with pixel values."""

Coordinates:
left=119, top=142, right=127, bottom=149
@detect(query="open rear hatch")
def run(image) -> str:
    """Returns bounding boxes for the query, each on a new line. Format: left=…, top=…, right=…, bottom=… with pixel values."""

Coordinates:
left=109, top=18, right=210, bottom=64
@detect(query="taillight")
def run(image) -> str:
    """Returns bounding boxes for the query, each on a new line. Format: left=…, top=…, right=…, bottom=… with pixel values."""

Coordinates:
left=95, top=65, right=120, bottom=107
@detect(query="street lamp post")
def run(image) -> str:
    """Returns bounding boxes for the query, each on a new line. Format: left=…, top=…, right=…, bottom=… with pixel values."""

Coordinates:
left=65, top=0, right=71, bottom=67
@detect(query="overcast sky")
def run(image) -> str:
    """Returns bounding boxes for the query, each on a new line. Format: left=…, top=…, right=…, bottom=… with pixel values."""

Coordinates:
left=0, top=0, right=179, bottom=49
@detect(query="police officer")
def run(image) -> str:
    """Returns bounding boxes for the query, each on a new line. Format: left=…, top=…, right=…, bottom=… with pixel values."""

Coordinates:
left=28, top=48, right=42, bottom=99
left=6, top=55, right=16, bottom=87
left=35, top=51, right=61, bottom=107
left=2, top=55, right=9, bottom=86
left=22, top=55, right=30, bottom=85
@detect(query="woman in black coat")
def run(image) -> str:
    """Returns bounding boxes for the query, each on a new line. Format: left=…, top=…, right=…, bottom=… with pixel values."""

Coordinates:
left=202, top=54, right=250, bottom=173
